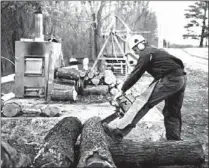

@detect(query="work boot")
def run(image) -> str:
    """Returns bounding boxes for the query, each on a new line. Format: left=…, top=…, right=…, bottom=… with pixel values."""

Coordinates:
left=102, top=123, right=124, bottom=143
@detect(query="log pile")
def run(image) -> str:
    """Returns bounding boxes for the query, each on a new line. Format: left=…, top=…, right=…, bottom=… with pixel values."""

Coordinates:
left=53, top=67, right=121, bottom=100
left=2, top=117, right=207, bottom=168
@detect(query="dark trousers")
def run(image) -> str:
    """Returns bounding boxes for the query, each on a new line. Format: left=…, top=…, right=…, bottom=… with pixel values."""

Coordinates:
left=121, top=75, right=187, bottom=140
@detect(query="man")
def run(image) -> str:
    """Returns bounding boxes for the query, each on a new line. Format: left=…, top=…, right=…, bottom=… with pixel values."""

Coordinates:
left=103, top=34, right=187, bottom=142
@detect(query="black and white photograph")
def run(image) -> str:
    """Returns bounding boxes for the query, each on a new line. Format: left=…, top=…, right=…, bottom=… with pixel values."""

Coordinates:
left=1, top=1, right=208, bottom=168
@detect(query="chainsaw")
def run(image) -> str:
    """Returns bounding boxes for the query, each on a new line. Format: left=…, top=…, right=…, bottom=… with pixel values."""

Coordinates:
left=101, top=93, right=136, bottom=124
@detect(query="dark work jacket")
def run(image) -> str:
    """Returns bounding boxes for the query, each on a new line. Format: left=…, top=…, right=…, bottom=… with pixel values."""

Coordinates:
left=121, top=46, right=186, bottom=92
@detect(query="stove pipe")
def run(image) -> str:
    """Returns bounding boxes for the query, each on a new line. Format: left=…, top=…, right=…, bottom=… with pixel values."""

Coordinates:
left=34, top=11, right=44, bottom=41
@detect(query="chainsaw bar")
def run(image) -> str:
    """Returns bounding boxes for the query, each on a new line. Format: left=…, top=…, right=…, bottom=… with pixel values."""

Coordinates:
left=101, top=112, right=119, bottom=124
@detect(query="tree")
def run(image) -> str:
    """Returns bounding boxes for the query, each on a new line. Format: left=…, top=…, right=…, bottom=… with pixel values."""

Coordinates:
left=183, top=1, right=208, bottom=47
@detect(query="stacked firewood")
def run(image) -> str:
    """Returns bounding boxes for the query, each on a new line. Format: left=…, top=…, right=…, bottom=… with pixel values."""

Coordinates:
left=52, top=66, right=122, bottom=101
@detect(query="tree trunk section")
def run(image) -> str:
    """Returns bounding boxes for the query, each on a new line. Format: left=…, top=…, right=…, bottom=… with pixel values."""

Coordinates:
left=50, top=87, right=78, bottom=101
left=2, top=102, right=22, bottom=117
left=109, top=87, right=119, bottom=96
left=87, top=70, right=95, bottom=79
left=83, top=85, right=109, bottom=96
left=54, top=78, right=76, bottom=86
left=91, top=76, right=100, bottom=85
left=77, top=117, right=116, bottom=168
left=104, top=70, right=116, bottom=85
left=56, top=67, right=80, bottom=80
left=34, top=117, right=82, bottom=168
left=1, top=141, right=31, bottom=168
left=53, top=83, right=76, bottom=90
left=79, top=69, right=87, bottom=78
left=40, top=105, right=61, bottom=117
left=109, top=139, right=205, bottom=168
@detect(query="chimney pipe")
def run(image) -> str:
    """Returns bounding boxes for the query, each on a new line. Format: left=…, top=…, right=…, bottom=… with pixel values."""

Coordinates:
left=34, top=11, right=44, bottom=41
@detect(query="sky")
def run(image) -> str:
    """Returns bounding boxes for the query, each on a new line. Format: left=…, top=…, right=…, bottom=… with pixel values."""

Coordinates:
left=149, top=1, right=200, bottom=46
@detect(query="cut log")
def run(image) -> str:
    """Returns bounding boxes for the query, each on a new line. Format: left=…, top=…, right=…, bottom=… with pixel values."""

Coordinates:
left=91, top=76, right=100, bottom=86
left=54, top=78, right=76, bottom=86
left=109, top=87, right=119, bottom=96
left=56, top=67, right=80, bottom=80
left=34, top=117, right=82, bottom=168
left=77, top=117, right=116, bottom=168
left=108, top=139, right=205, bottom=168
left=2, top=102, right=22, bottom=117
left=53, top=83, right=76, bottom=90
left=79, top=69, right=87, bottom=78
left=50, top=87, right=78, bottom=101
left=40, top=105, right=61, bottom=117
left=83, top=85, right=109, bottom=96
left=87, top=70, right=95, bottom=79
left=1, top=141, right=31, bottom=168
left=104, top=70, right=116, bottom=85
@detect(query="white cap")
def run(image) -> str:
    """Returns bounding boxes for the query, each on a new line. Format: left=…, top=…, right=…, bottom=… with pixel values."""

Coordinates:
left=127, top=34, right=145, bottom=49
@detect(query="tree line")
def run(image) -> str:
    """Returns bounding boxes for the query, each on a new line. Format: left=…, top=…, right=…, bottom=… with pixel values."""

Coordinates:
left=1, top=1, right=158, bottom=76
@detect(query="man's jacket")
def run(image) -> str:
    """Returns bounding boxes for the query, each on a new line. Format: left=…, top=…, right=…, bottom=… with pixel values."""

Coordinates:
left=121, top=46, right=185, bottom=92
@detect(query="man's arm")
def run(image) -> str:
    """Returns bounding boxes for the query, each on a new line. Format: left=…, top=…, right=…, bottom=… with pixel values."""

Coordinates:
left=121, top=56, right=150, bottom=93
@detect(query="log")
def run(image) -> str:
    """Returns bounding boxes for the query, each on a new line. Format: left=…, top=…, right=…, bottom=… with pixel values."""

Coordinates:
left=109, top=87, right=119, bottom=96
left=1, top=141, right=31, bottom=168
left=83, top=85, right=109, bottom=96
left=56, top=67, right=80, bottom=80
left=2, top=102, right=22, bottom=117
left=91, top=76, right=100, bottom=86
left=108, top=139, right=205, bottom=168
left=79, top=69, right=87, bottom=78
left=77, top=117, right=116, bottom=168
left=54, top=78, right=76, bottom=86
left=50, top=87, right=78, bottom=101
left=34, top=117, right=82, bottom=168
left=40, top=105, right=61, bottom=117
left=104, top=70, right=116, bottom=85
left=53, top=83, right=76, bottom=90
left=87, top=70, right=95, bottom=79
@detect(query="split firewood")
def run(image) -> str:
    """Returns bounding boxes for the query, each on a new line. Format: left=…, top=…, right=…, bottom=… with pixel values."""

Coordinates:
left=56, top=67, right=80, bottom=80
left=77, top=117, right=116, bottom=168
left=50, top=87, right=78, bottom=101
left=1, top=141, right=31, bottom=168
left=83, top=85, right=109, bottom=96
left=34, top=117, right=82, bottom=168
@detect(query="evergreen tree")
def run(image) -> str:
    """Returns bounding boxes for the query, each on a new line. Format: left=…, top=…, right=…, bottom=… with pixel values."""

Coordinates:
left=183, top=1, right=208, bottom=47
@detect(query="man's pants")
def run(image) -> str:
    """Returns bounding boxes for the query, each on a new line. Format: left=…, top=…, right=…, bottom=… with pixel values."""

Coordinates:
left=121, top=75, right=187, bottom=140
